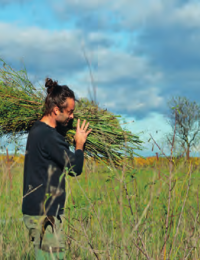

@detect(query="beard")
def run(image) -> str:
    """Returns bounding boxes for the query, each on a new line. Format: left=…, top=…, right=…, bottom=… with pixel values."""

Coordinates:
left=56, top=119, right=73, bottom=137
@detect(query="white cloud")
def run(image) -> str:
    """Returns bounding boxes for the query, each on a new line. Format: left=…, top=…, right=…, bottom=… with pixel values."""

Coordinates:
left=0, top=22, right=86, bottom=77
left=88, top=47, right=163, bottom=87
left=1, top=0, right=200, bottom=120
left=52, top=0, right=200, bottom=32
left=52, top=0, right=111, bottom=12
left=97, top=86, right=164, bottom=115
left=173, top=1, right=200, bottom=28
left=112, top=0, right=200, bottom=30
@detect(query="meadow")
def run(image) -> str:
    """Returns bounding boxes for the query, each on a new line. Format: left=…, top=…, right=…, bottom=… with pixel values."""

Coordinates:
left=0, top=153, right=200, bottom=259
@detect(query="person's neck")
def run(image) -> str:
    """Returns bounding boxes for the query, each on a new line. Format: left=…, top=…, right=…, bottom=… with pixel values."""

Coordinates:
left=40, top=116, right=56, bottom=128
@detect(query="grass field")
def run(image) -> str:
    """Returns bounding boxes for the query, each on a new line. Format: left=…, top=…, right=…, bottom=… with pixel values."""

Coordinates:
left=0, top=154, right=200, bottom=259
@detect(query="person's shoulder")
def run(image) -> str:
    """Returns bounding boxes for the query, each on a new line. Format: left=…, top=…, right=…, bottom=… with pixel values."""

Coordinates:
left=29, top=120, right=55, bottom=139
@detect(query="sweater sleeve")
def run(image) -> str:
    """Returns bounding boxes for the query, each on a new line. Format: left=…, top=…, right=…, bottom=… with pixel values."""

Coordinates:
left=45, top=131, right=84, bottom=176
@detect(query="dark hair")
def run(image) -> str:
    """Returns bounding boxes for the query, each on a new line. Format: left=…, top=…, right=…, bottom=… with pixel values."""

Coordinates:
left=42, top=78, right=75, bottom=116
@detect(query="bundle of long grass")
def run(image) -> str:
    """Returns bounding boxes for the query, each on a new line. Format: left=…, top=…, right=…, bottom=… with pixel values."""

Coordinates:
left=0, top=59, right=145, bottom=167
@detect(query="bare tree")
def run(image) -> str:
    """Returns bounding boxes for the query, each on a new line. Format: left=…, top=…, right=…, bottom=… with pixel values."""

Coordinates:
left=163, top=95, right=200, bottom=160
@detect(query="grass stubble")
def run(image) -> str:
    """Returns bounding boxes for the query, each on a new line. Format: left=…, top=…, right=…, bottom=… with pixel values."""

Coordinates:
left=0, top=108, right=200, bottom=259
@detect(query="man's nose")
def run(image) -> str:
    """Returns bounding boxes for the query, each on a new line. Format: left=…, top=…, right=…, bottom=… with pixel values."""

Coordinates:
left=70, top=113, right=74, bottom=119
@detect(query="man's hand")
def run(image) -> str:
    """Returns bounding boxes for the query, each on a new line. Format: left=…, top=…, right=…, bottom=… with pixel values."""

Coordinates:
left=74, top=119, right=92, bottom=151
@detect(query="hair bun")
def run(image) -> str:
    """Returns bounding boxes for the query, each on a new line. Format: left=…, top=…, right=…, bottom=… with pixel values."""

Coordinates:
left=45, top=78, right=58, bottom=94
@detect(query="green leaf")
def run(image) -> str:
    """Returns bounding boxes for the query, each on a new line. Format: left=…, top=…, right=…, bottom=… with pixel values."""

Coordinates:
left=59, top=172, right=65, bottom=183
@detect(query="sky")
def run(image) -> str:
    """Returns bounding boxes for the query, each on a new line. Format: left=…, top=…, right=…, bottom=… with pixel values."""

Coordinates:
left=1, top=0, right=200, bottom=157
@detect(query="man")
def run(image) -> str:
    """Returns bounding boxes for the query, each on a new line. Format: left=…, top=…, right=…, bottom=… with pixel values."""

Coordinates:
left=22, top=78, right=92, bottom=259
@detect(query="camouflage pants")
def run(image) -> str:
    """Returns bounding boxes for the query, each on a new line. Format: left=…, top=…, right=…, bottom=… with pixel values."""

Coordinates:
left=23, top=214, right=66, bottom=259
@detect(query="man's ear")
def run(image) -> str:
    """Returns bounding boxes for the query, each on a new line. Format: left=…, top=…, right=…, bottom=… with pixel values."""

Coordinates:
left=53, top=106, right=59, bottom=115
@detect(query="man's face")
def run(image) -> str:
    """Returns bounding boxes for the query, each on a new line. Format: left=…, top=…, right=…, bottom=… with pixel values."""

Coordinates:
left=56, top=97, right=75, bottom=126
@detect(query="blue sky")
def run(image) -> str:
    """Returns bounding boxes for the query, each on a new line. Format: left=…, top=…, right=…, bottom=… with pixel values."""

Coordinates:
left=1, top=0, right=200, bottom=157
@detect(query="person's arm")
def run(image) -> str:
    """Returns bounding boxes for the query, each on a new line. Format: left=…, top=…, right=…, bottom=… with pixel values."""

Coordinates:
left=46, top=119, right=92, bottom=177
left=69, top=119, right=92, bottom=175
left=45, top=134, right=84, bottom=176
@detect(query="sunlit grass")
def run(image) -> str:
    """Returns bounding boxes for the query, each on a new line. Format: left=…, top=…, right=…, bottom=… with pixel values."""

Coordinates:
left=1, top=155, right=200, bottom=259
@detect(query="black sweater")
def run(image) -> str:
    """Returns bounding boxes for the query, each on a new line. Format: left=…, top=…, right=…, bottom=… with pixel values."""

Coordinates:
left=22, top=120, right=84, bottom=216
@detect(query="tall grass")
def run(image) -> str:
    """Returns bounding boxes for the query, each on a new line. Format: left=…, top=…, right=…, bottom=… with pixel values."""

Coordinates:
left=0, top=146, right=200, bottom=259
left=0, top=109, right=199, bottom=259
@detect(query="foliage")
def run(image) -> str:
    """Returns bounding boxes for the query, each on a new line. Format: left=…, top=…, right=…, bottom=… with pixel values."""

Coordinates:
left=0, top=58, right=145, bottom=167
left=164, top=95, right=200, bottom=159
